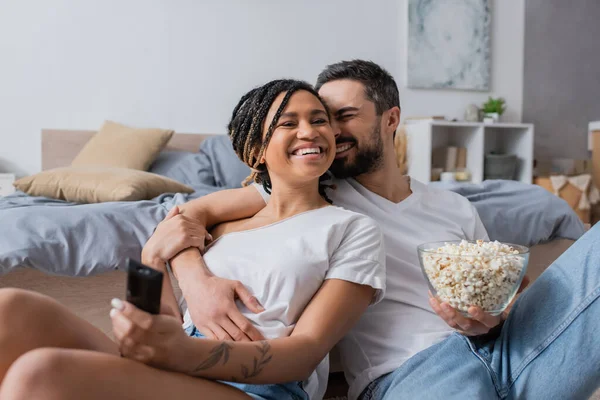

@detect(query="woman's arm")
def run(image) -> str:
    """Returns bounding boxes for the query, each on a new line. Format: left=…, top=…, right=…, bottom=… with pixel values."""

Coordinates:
left=184, top=279, right=374, bottom=383
left=112, top=279, right=374, bottom=384
left=141, top=185, right=268, bottom=340
left=178, top=216, right=384, bottom=382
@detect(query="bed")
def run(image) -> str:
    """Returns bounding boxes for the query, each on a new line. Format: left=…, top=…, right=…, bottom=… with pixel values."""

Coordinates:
left=0, top=128, right=590, bottom=399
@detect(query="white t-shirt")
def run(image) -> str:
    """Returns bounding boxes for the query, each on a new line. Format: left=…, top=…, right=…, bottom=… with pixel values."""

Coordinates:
left=254, top=178, right=488, bottom=400
left=182, top=205, right=386, bottom=400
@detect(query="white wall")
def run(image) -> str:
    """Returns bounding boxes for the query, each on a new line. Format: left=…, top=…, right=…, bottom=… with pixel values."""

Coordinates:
left=396, top=0, right=525, bottom=124
left=0, top=0, right=524, bottom=177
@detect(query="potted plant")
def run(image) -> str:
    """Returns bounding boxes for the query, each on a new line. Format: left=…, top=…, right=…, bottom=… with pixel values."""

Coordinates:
left=481, top=97, right=506, bottom=123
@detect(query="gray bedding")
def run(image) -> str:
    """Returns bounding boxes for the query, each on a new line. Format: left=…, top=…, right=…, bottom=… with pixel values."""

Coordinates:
left=0, top=136, right=586, bottom=276
left=429, top=180, right=586, bottom=245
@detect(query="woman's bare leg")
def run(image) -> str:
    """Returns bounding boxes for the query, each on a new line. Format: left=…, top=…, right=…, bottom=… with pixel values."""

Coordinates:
left=0, top=348, right=251, bottom=400
left=0, top=288, right=118, bottom=383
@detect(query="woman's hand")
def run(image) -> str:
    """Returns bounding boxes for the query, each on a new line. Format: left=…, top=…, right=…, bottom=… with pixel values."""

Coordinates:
left=141, top=206, right=213, bottom=266
left=110, top=298, right=194, bottom=374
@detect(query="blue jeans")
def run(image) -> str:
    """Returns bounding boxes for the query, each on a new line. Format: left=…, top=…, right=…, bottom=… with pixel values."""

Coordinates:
left=362, top=224, right=600, bottom=400
left=184, top=326, right=309, bottom=400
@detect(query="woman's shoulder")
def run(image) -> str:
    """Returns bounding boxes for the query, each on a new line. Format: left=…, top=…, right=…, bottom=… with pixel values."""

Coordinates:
left=320, top=205, right=381, bottom=238
left=322, top=204, right=376, bottom=223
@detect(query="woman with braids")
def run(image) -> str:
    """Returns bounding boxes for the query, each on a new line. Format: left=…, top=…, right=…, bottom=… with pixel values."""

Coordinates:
left=0, top=79, right=385, bottom=400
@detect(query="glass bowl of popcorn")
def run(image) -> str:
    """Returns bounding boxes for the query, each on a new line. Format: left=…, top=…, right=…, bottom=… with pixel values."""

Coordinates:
left=418, top=240, right=529, bottom=317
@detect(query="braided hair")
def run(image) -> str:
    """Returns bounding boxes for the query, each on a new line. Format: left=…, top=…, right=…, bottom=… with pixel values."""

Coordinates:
left=227, top=79, right=333, bottom=203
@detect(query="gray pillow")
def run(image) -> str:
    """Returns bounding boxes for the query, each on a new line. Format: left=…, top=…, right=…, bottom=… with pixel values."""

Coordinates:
left=164, top=136, right=251, bottom=189
left=148, top=150, right=195, bottom=178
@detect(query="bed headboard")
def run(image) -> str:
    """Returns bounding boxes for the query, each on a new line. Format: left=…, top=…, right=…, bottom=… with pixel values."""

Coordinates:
left=41, top=129, right=215, bottom=171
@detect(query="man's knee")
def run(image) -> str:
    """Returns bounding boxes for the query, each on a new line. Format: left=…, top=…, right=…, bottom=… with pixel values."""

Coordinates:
left=1, top=348, right=70, bottom=400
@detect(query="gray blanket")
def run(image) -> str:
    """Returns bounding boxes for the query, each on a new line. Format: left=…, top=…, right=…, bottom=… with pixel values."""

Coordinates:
left=0, top=136, right=250, bottom=276
left=0, top=136, right=585, bottom=276
left=429, top=180, right=585, bottom=245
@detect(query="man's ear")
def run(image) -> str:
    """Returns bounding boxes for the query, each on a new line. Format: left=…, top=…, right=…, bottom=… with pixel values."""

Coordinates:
left=384, top=106, right=401, bottom=136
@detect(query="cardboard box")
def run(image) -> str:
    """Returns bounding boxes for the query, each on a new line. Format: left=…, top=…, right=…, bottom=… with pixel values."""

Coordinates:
left=592, top=203, right=600, bottom=225
left=534, top=158, right=592, bottom=177
left=535, top=177, right=591, bottom=224
left=593, top=130, right=600, bottom=189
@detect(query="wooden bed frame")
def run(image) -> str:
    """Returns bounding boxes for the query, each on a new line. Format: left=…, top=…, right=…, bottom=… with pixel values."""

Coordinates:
left=2, top=128, right=579, bottom=398
left=41, top=129, right=213, bottom=170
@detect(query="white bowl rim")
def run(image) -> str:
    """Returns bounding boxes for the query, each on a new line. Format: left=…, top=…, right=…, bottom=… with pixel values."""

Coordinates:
left=417, top=240, right=530, bottom=256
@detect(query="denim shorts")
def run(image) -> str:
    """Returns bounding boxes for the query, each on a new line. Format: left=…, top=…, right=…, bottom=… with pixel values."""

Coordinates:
left=184, top=325, right=309, bottom=400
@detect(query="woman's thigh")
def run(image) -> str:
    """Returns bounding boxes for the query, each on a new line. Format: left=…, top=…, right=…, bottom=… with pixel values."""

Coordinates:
left=0, top=348, right=251, bottom=400
left=0, top=288, right=118, bottom=368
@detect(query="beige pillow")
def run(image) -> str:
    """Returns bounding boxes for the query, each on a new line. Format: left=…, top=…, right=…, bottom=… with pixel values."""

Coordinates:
left=71, top=120, right=174, bottom=170
left=14, top=166, right=194, bottom=203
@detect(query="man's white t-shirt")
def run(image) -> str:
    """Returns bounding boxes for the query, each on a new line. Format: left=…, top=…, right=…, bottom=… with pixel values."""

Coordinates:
left=182, top=205, right=386, bottom=400
left=254, top=178, right=488, bottom=400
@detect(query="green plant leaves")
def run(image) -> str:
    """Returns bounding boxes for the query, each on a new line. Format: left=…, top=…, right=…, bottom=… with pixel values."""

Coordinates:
left=482, top=97, right=506, bottom=114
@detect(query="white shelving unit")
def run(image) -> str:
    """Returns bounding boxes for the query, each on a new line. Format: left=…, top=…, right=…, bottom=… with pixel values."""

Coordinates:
left=404, top=121, right=534, bottom=184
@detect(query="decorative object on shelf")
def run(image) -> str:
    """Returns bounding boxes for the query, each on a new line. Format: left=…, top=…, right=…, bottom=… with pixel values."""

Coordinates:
left=444, top=146, right=458, bottom=172
left=431, top=167, right=443, bottom=182
left=431, top=146, right=468, bottom=177
left=456, top=147, right=467, bottom=170
left=440, top=171, right=456, bottom=183
left=0, top=173, right=16, bottom=196
left=464, top=104, right=480, bottom=122
left=407, top=0, right=491, bottom=90
left=484, top=152, right=517, bottom=180
left=454, top=168, right=472, bottom=182
left=482, top=97, right=506, bottom=123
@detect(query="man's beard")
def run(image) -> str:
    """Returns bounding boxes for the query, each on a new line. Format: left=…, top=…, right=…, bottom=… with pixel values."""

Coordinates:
left=329, top=124, right=384, bottom=179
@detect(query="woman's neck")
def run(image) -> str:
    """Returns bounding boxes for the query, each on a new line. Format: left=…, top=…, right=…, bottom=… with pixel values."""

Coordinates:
left=259, top=180, right=328, bottom=220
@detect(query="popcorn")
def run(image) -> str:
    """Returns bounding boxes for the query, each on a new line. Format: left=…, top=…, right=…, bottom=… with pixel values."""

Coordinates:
left=421, top=240, right=526, bottom=314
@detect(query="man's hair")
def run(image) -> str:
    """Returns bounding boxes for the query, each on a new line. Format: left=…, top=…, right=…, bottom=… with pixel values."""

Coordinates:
left=227, top=79, right=332, bottom=202
left=315, top=59, right=400, bottom=115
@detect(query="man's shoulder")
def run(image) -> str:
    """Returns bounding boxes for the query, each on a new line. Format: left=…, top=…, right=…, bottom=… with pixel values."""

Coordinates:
left=413, top=179, right=472, bottom=207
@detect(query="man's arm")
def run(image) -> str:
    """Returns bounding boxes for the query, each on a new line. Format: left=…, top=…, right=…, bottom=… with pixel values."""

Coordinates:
left=177, top=185, right=266, bottom=230
left=428, top=203, right=529, bottom=335
left=166, top=185, right=266, bottom=285
left=142, top=185, right=267, bottom=341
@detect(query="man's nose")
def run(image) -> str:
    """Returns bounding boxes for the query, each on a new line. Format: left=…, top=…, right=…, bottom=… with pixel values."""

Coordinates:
left=330, top=119, right=341, bottom=139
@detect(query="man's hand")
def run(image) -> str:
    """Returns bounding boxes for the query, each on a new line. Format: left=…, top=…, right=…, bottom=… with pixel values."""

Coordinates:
left=142, top=206, right=212, bottom=265
left=429, top=276, right=530, bottom=336
left=184, top=276, right=266, bottom=342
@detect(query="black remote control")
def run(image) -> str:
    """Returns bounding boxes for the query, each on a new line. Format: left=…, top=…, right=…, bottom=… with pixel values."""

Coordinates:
left=126, top=258, right=163, bottom=315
